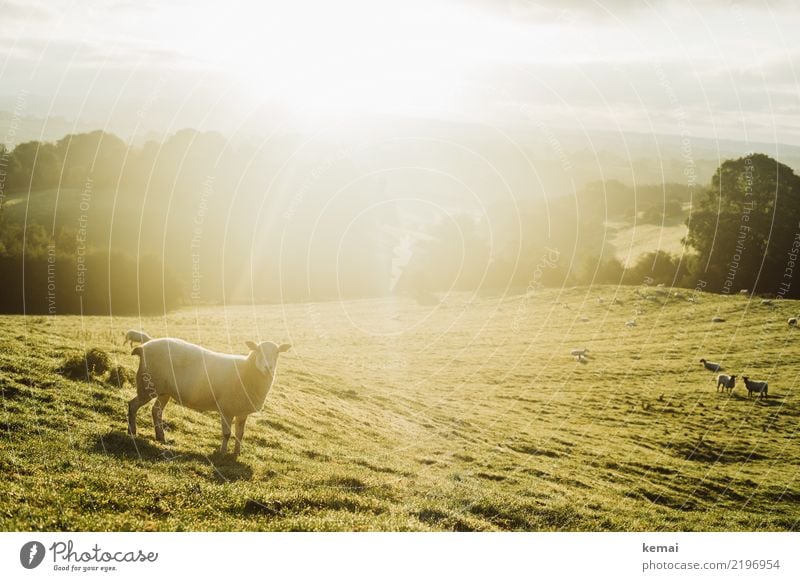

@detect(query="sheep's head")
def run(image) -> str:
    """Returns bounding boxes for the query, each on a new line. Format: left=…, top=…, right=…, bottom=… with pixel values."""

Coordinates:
left=246, top=341, right=291, bottom=376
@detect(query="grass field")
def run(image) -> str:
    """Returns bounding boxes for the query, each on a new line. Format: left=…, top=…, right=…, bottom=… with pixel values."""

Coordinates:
left=1, top=285, right=798, bottom=531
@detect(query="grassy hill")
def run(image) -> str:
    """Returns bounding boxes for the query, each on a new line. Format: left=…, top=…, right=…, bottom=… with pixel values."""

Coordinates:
left=1, top=286, right=798, bottom=531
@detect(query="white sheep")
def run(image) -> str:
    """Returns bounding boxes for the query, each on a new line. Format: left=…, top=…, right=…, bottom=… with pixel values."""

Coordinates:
left=124, top=329, right=152, bottom=347
left=788, top=317, right=797, bottom=327
left=625, top=319, right=637, bottom=327
left=742, top=376, right=768, bottom=399
left=739, top=289, right=749, bottom=296
left=570, top=348, right=589, bottom=357
left=128, top=338, right=291, bottom=456
left=700, top=358, right=721, bottom=372
left=716, top=374, right=736, bottom=394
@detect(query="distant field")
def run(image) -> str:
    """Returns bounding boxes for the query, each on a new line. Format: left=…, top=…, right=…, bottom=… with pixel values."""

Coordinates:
left=607, top=220, right=689, bottom=267
left=1, top=286, right=798, bottom=531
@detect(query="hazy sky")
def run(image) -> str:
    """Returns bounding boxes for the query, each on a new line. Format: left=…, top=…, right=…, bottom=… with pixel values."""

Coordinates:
left=2, top=0, right=799, bottom=145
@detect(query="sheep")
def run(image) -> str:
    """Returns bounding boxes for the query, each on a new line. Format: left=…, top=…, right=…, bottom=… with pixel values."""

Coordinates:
left=761, top=299, right=774, bottom=306
left=739, top=289, right=749, bottom=296
left=742, top=376, right=768, bottom=399
left=716, top=374, right=736, bottom=393
left=625, top=319, right=637, bottom=327
left=711, top=316, right=725, bottom=323
left=700, top=358, right=722, bottom=372
left=788, top=317, right=798, bottom=327
left=570, top=348, right=589, bottom=357
left=124, top=329, right=152, bottom=347
left=128, top=338, right=291, bottom=456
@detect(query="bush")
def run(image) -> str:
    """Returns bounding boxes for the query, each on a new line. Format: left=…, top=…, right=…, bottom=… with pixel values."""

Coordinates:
left=57, top=348, right=112, bottom=382
left=107, top=365, right=135, bottom=389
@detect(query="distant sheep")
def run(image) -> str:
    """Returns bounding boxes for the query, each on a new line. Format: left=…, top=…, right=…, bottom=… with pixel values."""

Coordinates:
left=570, top=348, right=589, bottom=357
left=788, top=317, right=797, bottom=327
left=711, top=316, right=725, bottom=323
left=128, top=338, right=291, bottom=456
left=124, top=330, right=152, bottom=347
left=625, top=319, right=637, bottom=327
left=742, top=376, right=768, bottom=399
left=716, top=374, right=736, bottom=393
left=761, top=299, right=774, bottom=306
left=739, top=289, right=749, bottom=295
left=700, top=358, right=722, bottom=372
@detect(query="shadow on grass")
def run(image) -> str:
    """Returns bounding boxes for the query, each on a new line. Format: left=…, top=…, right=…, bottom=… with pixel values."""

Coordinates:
left=90, top=430, right=253, bottom=482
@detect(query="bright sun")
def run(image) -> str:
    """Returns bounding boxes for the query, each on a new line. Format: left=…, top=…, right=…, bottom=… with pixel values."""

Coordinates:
left=159, top=0, right=533, bottom=120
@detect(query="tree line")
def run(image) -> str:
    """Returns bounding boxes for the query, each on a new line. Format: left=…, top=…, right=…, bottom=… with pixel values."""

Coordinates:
left=1, top=128, right=798, bottom=314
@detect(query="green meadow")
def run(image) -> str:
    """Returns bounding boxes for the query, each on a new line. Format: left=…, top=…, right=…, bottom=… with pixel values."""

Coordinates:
left=1, top=286, right=798, bottom=531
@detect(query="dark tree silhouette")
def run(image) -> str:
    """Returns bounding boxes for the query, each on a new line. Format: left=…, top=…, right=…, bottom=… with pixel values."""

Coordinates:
left=685, top=154, right=800, bottom=297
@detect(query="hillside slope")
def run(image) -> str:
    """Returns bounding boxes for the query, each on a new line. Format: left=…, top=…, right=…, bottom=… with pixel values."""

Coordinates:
left=1, top=286, right=798, bottom=531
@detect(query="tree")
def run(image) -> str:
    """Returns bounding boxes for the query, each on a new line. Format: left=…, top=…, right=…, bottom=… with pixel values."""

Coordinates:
left=684, top=154, right=800, bottom=296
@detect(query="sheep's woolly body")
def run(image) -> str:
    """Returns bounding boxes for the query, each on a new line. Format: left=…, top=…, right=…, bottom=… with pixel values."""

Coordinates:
left=128, top=338, right=290, bottom=456
left=124, top=330, right=152, bottom=346
left=134, top=339, right=272, bottom=416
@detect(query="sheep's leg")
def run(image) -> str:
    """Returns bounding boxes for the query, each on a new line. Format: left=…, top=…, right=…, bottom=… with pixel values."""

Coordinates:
left=219, top=413, right=233, bottom=455
left=127, top=395, right=150, bottom=436
left=152, top=394, right=170, bottom=443
left=233, top=416, right=248, bottom=457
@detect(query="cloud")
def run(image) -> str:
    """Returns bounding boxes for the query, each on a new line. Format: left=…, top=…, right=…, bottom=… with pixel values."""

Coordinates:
left=1, top=0, right=52, bottom=22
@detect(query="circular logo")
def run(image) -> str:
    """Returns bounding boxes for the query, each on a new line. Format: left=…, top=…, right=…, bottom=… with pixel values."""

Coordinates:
left=20, top=541, right=46, bottom=569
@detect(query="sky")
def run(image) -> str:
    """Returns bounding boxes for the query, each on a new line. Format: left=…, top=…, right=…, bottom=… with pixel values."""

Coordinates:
left=1, top=0, right=800, bottom=145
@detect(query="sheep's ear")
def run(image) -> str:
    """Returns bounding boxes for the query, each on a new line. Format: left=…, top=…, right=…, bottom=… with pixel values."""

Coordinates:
left=245, top=341, right=258, bottom=351
left=278, top=343, right=292, bottom=353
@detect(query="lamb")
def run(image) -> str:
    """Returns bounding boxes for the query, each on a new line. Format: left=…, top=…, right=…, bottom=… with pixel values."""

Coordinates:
left=124, top=329, right=152, bottom=347
left=128, top=338, right=291, bottom=456
left=788, top=317, right=798, bottom=327
left=742, top=376, right=768, bottom=399
left=716, top=374, right=736, bottom=393
left=700, top=358, right=721, bottom=372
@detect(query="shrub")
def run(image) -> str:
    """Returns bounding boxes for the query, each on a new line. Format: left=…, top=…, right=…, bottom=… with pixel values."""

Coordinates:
left=57, top=348, right=111, bottom=382
left=107, top=365, right=135, bottom=389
